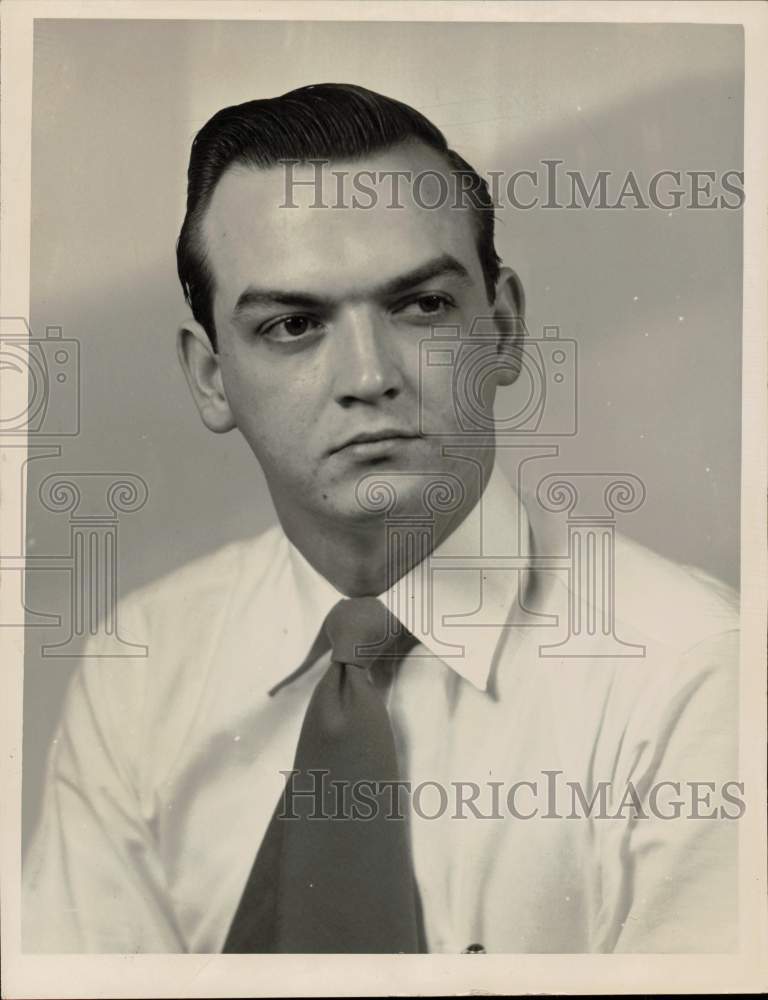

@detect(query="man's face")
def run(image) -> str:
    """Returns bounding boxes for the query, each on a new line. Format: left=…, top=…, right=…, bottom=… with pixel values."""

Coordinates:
left=192, top=143, right=518, bottom=529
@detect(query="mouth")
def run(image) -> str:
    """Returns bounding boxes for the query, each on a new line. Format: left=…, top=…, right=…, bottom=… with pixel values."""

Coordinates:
left=330, top=430, right=421, bottom=458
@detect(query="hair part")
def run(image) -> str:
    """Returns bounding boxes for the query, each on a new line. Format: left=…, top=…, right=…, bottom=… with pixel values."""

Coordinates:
left=176, top=83, right=501, bottom=350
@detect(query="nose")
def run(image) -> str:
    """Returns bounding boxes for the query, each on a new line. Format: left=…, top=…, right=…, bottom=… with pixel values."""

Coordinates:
left=331, top=308, right=403, bottom=408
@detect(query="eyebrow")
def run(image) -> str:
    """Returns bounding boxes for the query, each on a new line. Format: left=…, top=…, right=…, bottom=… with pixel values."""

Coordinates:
left=231, top=253, right=472, bottom=319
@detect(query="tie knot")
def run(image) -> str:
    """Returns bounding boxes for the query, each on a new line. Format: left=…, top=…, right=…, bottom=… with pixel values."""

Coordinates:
left=324, top=597, right=413, bottom=669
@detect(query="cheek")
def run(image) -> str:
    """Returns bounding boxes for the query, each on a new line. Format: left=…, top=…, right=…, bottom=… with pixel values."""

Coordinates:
left=413, top=378, right=460, bottom=441
left=416, top=354, right=498, bottom=439
left=222, top=360, right=320, bottom=455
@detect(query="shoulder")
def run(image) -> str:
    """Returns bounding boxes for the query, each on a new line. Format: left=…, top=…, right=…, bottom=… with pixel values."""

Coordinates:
left=528, top=525, right=739, bottom=760
left=63, top=524, right=289, bottom=789
left=119, top=523, right=286, bottom=632
left=523, top=485, right=738, bottom=658
left=612, top=535, right=739, bottom=748
left=108, top=522, right=289, bottom=697
left=612, top=531, right=738, bottom=655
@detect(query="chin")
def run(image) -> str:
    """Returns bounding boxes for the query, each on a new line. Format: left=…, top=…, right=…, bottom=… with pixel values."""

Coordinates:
left=339, top=467, right=469, bottom=523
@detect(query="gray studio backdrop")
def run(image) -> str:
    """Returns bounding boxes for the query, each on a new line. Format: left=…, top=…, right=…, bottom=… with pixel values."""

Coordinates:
left=22, top=19, right=743, bottom=844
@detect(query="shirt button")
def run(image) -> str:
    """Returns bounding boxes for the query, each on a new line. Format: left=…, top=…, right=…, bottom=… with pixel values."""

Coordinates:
left=463, top=943, right=485, bottom=954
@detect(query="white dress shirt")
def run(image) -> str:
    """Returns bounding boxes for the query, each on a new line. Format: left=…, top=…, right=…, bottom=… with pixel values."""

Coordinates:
left=22, top=467, right=740, bottom=953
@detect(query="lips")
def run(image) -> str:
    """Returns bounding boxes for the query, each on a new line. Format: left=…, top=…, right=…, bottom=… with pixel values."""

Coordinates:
left=330, top=430, right=420, bottom=455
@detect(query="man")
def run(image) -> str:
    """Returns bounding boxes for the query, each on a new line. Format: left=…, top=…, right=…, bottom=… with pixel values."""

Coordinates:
left=23, top=83, right=739, bottom=953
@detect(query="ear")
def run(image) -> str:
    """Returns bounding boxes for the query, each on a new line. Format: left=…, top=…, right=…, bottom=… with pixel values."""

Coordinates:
left=176, top=320, right=236, bottom=433
left=492, top=267, right=526, bottom=387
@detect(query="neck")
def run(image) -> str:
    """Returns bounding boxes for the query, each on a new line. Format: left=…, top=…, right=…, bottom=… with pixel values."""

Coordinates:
left=276, top=464, right=493, bottom=597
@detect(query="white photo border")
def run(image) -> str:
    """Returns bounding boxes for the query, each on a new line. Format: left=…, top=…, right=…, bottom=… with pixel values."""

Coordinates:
left=1, top=2, right=766, bottom=996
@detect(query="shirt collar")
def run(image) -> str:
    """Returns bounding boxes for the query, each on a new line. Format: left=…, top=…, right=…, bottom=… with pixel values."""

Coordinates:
left=278, top=463, right=530, bottom=695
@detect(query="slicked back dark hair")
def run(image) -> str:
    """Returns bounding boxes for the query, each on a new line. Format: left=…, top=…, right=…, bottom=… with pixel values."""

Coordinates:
left=176, top=83, right=501, bottom=349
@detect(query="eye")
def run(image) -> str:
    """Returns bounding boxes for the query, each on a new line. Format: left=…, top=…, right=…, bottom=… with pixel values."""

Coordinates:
left=396, top=293, right=456, bottom=320
left=261, top=315, right=323, bottom=342
left=416, top=294, right=451, bottom=314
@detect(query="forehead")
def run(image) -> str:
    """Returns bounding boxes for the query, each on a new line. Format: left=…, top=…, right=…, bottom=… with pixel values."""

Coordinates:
left=200, top=143, right=483, bottom=307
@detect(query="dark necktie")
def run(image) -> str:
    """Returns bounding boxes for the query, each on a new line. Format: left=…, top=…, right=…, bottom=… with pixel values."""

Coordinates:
left=223, top=596, right=426, bottom=953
